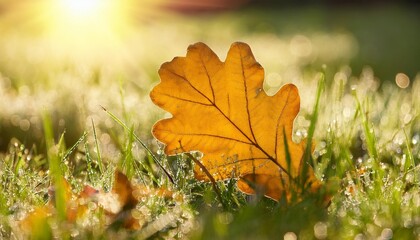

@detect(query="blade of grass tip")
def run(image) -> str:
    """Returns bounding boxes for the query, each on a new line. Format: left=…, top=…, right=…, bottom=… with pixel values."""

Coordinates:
left=304, top=72, right=325, bottom=171
left=101, top=106, right=174, bottom=185
left=62, top=131, right=87, bottom=161
left=91, top=119, right=104, bottom=174
left=42, top=112, right=67, bottom=221
left=184, top=152, right=226, bottom=209
left=121, top=125, right=135, bottom=179
left=352, top=91, right=382, bottom=187
left=57, top=130, right=66, bottom=152
left=403, top=128, right=415, bottom=169
left=352, top=92, right=378, bottom=161
left=342, top=105, right=360, bottom=175
left=13, top=149, right=25, bottom=175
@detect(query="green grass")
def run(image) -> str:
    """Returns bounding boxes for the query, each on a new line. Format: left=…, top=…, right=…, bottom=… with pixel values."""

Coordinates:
left=0, top=71, right=420, bottom=239
left=0, top=58, right=418, bottom=239
left=0, top=4, right=419, bottom=239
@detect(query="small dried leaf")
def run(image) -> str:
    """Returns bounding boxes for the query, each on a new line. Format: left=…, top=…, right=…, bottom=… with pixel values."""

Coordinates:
left=112, top=171, right=138, bottom=209
left=107, top=171, right=140, bottom=230
left=21, top=171, right=143, bottom=233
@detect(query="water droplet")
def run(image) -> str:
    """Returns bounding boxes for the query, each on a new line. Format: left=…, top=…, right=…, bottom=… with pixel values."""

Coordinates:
left=412, top=134, right=419, bottom=145
left=314, top=222, right=328, bottom=239
left=354, top=233, right=365, bottom=240
left=70, top=229, right=80, bottom=237
left=380, top=228, right=393, bottom=240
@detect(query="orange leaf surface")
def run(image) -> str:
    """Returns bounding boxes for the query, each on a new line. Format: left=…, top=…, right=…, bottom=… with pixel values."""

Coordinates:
left=151, top=42, right=321, bottom=201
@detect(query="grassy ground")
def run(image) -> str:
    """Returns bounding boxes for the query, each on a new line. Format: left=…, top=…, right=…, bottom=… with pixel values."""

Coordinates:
left=0, top=3, right=419, bottom=239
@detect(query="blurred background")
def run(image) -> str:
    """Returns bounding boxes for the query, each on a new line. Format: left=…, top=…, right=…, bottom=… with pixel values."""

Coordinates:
left=0, top=0, right=419, bottom=158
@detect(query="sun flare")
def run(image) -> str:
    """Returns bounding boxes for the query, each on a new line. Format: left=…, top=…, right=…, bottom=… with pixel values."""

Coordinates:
left=60, top=0, right=104, bottom=19
left=42, top=0, right=133, bottom=46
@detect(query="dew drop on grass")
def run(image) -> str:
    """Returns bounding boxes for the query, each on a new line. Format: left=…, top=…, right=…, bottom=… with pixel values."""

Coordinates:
left=70, top=229, right=80, bottom=238
left=88, top=202, right=97, bottom=210
left=402, top=213, right=413, bottom=228
left=380, top=228, right=393, bottom=240
left=379, top=162, right=388, bottom=170
left=181, top=212, right=191, bottom=219
left=326, top=126, right=331, bottom=133
left=353, top=233, right=365, bottom=240
left=338, top=207, right=347, bottom=217
left=405, top=172, right=414, bottom=183
left=412, top=134, right=419, bottom=145
left=314, top=221, right=328, bottom=239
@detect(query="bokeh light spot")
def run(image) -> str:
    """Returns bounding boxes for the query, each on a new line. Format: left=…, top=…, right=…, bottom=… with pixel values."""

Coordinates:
left=290, top=35, right=312, bottom=58
left=284, top=232, right=297, bottom=240
left=395, top=73, right=410, bottom=88
left=314, top=221, right=328, bottom=239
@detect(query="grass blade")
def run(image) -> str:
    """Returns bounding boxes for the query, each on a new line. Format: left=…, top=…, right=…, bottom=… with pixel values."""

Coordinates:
left=101, top=106, right=174, bottom=185
left=353, top=92, right=378, bottom=160
left=42, top=112, right=67, bottom=221
left=91, top=119, right=104, bottom=174
left=304, top=72, right=325, bottom=170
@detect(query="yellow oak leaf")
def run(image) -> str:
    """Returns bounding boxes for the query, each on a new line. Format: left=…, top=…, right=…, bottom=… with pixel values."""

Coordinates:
left=150, top=42, right=321, bottom=202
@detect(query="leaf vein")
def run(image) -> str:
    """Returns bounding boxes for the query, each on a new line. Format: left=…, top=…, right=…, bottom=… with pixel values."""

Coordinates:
left=160, top=93, right=213, bottom=106
left=199, top=55, right=216, bottom=103
left=158, top=130, right=253, bottom=145
left=239, top=51, right=258, bottom=144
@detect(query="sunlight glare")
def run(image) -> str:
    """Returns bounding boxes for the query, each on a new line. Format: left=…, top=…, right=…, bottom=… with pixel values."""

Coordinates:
left=61, top=0, right=103, bottom=18
left=43, top=0, right=133, bottom=48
